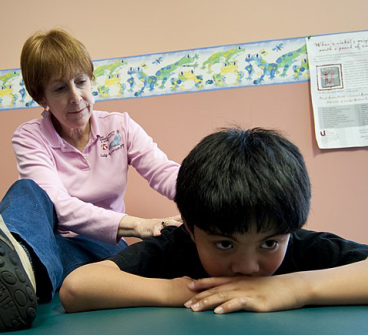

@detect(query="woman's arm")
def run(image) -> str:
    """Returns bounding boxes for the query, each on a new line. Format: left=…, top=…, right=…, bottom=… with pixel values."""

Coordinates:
left=60, top=260, right=195, bottom=312
left=125, top=114, right=180, bottom=200
left=12, top=116, right=180, bottom=242
left=12, top=125, right=123, bottom=243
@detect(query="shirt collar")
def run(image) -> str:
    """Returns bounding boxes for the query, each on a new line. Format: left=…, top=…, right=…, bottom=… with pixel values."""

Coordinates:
left=40, top=110, right=100, bottom=148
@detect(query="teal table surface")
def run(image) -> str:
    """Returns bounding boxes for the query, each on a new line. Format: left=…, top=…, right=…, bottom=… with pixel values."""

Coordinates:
left=9, top=295, right=368, bottom=335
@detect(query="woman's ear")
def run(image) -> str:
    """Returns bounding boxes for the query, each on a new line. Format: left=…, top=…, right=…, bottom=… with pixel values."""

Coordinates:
left=184, top=221, right=195, bottom=242
left=39, top=99, right=47, bottom=109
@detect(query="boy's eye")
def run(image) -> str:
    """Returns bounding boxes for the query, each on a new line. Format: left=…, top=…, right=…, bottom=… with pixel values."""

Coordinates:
left=215, top=241, right=234, bottom=250
left=260, top=240, right=278, bottom=250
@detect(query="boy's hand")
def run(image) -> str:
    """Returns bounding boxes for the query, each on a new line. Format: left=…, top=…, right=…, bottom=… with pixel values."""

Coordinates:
left=184, top=274, right=308, bottom=314
left=163, top=277, right=200, bottom=306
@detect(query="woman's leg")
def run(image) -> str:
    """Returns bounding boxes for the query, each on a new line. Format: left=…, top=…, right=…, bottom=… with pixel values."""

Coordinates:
left=0, top=179, right=50, bottom=331
left=0, top=179, right=128, bottom=331
left=0, top=179, right=128, bottom=299
left=0, top=179, right=62, bottom=301
left=55, top=233, right=128, bottom=286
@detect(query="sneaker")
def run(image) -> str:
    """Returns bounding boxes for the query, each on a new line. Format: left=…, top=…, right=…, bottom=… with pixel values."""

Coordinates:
left=0, top=216, right=37, bottom=332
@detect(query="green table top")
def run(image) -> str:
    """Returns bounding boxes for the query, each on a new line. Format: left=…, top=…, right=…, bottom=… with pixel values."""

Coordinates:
left=11, top=295, right=368, bottom=335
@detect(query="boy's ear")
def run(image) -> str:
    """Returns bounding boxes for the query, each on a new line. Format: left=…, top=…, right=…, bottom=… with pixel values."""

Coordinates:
left=184, top=221, right=195, bottom=242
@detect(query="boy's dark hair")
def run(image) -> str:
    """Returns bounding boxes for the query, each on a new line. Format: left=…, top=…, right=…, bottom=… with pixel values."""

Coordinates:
left=175, top=127, right=311, bottom=235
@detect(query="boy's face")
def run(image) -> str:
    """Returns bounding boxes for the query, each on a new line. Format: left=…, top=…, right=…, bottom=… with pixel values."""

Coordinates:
left=186, top=224, right=290, bottom=277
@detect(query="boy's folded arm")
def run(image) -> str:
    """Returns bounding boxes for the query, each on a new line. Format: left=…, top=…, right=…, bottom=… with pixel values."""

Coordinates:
left=59, top=260, right=195, bottom=313
left=301, top=257, right=368, bottom=306
left=185, top=259, right=368, bottom=314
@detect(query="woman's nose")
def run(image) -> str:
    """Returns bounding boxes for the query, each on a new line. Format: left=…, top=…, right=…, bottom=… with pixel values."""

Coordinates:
left=69, top=85, right=82, bottom=104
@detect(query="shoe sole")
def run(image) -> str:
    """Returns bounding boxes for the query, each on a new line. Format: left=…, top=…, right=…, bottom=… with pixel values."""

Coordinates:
left=0, top=230, right=37, bottom=331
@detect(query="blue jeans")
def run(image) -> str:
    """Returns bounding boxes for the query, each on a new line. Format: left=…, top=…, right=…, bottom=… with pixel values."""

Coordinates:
left=0, top=179, right=128, bottom=301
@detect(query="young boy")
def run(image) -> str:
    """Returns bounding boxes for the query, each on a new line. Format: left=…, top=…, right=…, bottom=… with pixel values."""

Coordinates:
left=60, top=127, right=368, bottom=314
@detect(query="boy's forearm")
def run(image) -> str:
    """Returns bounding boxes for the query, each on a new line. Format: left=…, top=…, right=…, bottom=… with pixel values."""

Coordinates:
left=298, top=258, right=368, bottom=306
left=60, top=261, right=193, bottom=312
left=184, top=259, right=368, bottom=314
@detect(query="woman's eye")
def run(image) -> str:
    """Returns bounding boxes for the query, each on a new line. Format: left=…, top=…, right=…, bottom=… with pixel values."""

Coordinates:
left=261, top=240, right=278, bottom=250
left=215, top=241, right=233, bottom=250
left=77, top=80, right=86, bottom=86
left=54, top=86, right=65, bottom=92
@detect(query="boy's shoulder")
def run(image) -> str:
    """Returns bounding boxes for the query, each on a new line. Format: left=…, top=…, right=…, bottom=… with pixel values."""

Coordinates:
left=109, top=225, right=207, bottom=279
left=276, top=229, right=368, bottom=275
left=291, top=229, right=367, bottom=249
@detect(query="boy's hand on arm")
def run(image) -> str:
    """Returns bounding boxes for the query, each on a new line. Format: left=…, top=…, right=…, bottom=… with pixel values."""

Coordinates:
left=185, top=274, right=309, bottom=314
left=162, top=277, right=199, bottom=306
left=60, top=260, right=197, bottom=312
left=185, top=259, right=368, bottom=314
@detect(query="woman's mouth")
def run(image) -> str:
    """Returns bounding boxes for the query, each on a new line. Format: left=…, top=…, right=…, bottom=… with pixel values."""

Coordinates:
left=70, top=107, right=85, bottom=114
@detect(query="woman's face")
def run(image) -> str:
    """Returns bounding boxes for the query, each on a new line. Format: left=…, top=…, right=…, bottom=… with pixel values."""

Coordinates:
left=41, top=72, right=94, bottom=135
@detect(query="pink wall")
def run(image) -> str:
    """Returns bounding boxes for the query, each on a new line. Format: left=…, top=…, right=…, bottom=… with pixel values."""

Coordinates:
left=1, top=0, right=367, bottom=243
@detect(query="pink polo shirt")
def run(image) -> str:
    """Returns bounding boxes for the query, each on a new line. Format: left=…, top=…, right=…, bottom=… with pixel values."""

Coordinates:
left=12, top=111, right=180, bottom=244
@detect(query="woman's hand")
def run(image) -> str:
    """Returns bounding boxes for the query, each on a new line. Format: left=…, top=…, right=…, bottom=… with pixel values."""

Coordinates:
left=184, top=274, right=309, bottom=314
left=118, top=214, right=182, bottom=239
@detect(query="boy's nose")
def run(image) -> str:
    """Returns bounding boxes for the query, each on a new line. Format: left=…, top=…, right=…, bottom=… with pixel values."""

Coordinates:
left=231, top=255, right=260, bottom=276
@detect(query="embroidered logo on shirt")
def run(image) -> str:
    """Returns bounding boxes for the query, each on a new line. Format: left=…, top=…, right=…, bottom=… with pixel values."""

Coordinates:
left=109, top=130, right=121, bottom=149
left=100, top=130, right=124, bottom=157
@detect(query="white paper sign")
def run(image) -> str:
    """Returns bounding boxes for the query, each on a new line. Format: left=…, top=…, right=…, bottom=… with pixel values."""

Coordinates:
left=307, top=31, right=368, bottom=149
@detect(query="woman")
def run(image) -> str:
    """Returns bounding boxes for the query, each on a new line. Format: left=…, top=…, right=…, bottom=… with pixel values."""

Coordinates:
left=0, top=28, right=181, bottom=332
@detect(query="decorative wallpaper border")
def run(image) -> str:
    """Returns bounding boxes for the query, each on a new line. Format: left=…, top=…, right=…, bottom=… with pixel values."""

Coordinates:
left=0, top=36, right=309, bottom=111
